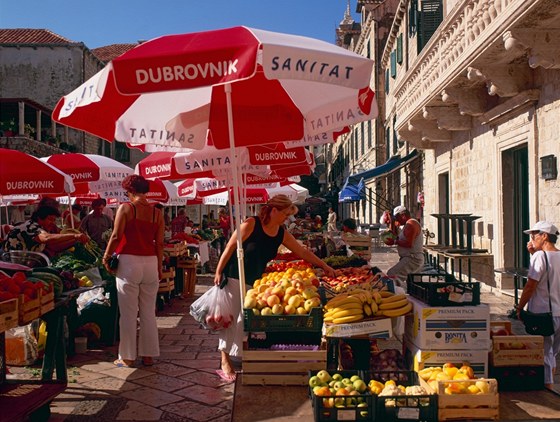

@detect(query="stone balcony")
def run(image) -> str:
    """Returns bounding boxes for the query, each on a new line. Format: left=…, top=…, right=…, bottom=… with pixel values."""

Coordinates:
left=393, top=0, right=560, bottom=148
left=0, top=136, right=66, bottom=157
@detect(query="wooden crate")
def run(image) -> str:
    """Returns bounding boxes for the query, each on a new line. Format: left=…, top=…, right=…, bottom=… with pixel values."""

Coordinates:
left=18, top=295, right=40, bottom=325
left=158, top=278, right=175, bottom=294
left=163, top=242, right=187, bottom=257
left=242, top=345, right=327, bottom=386
left=178, top=259, right=197, bottom=298
left=421, top=377, right=499, bottom=421
left=39, top=289, right=54, bottom=315
left=491, top=335, right=544, bottom=366
left=0, top=298, right=18, bottom=333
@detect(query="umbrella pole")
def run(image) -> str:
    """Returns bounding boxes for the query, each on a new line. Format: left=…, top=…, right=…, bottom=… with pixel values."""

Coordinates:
left=225, top=83, right=247, bottom=302
left=68, top=195, right=75, bottom=229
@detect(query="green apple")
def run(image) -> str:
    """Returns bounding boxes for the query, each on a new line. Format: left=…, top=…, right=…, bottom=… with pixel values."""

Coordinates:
left=341, top=378, right=353, bottom=386
left=334, top=397, right=345, bottom=408
left=346, top=397, right=357, bottom=407
left=350, top=375, right=361, bottom=382
left=345, top=384, right=355, bottom=392
left=333, top=381, right=345, bottom=390
left=313, top=385, right=323, bottom=395
left=358, top=402, right=368, bottom=408
left=353, top=379, right=367, bottom=393
left=332, top=373, right=343, bottom=381
left=316, top=370, right=332, bottom=384
left=309, top=376, right=321, bottom=388
left=329, top=380, right=336, bottom=388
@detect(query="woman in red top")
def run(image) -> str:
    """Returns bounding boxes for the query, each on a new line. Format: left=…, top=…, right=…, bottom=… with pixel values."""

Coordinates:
left=103, top=175, right=165, bottom=367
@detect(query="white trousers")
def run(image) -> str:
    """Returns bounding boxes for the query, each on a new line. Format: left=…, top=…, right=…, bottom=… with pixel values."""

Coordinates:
left=544, top=316, right=560, bottom=384
left=218, top=277, right=246, bottom=358
left=116, top=254, right=160, bottom=360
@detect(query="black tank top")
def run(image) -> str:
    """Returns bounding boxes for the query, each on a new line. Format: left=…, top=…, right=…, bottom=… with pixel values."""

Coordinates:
left=225, top=216, right=284, bottom=286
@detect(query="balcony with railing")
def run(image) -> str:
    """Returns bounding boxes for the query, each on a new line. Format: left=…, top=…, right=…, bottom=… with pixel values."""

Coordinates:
left=392, top=0, right=560, bottom=148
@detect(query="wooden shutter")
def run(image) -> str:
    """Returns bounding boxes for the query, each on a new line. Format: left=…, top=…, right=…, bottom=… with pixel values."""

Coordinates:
left=418, top=0, right=443, bottom=53
left=397, top=34, right=403, bottom=64
left=390, top=51, right=397, bottom=79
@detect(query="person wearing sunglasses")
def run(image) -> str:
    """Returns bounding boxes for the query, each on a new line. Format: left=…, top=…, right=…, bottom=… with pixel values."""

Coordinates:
left=517, top=221, right=560, bottom=391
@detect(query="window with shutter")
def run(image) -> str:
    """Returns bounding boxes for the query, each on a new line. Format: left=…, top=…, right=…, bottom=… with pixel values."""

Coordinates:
left=385, top=126, right=391, bottom=161
left=409, top=0, right=418, bottom=36
left=418, top=0, right=443, bottom=53
left=397, top=34, right=403, bottom=64
left=385, top=69, right=390, bottom=93
left=390, top=51, right=397, bottom=79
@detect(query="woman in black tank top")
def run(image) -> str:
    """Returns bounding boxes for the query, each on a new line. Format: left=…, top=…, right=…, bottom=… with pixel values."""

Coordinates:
left=213, top=195, right=336, bottom=381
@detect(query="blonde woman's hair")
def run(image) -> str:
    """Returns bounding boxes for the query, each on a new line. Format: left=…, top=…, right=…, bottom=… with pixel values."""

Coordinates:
left=259, top=194, right=298, bottom=225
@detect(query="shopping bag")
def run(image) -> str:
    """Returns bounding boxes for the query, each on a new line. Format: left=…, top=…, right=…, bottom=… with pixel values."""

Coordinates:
left=6, top=324, right=38, bottom=366
left=190, top=285, right=235, bottom=332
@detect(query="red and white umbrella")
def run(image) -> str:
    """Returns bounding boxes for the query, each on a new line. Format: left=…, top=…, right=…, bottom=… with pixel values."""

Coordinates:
left=0, top=148, right=75, bottom=196
left=53, top=26, right=376, bottom=151
left=52, top=26, right=377, bottom=288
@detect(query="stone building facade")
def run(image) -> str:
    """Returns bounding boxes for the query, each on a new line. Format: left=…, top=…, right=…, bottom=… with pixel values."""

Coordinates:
left=330, top=0, right=560, bottom=287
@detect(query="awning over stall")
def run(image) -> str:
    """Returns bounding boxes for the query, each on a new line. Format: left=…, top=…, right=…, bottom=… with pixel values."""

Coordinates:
left=338, top=177, right=365, bottom=203
left=345, top=149, right=419, bottom=187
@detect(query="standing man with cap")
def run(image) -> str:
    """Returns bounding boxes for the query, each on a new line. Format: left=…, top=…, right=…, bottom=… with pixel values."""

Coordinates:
left=383, top=205, right=424, bottom=286
left=516, top=221, right=560, bottom=391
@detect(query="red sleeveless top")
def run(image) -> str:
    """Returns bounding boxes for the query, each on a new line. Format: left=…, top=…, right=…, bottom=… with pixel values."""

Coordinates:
left=115, top=203, right=158, bottom=256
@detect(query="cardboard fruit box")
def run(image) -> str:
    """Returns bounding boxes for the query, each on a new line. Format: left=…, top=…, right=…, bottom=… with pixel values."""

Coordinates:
left=491, top=335, right=544, bottom=367
left=405, top=296, right=490, bottom=350
left=324, top=316, right=392, bottom=339
left=406, top=343, right=489, bottom=377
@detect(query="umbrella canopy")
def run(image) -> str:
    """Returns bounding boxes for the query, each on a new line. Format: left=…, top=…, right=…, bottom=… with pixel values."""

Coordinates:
left=41, top=153, right=133, bottom=192
left=0, top=148, right=75, bottom=195
left=53, top=26, right=376, bottom=151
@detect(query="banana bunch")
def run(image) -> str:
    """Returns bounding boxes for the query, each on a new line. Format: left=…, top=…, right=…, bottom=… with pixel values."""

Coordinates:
left=374, top=291, right=412, bottom=317
left=323, top=288, right=380, bottom=324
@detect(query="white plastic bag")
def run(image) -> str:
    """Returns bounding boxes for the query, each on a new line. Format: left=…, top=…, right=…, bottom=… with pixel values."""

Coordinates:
left=190, top=285, right=235, bottom=332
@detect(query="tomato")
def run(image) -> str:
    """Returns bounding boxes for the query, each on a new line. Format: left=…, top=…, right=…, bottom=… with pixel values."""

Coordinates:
left=12, top=272, right=27, bottom=283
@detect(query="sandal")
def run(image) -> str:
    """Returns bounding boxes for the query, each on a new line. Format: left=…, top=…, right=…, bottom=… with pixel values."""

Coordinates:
left=216, top=369, right=236, bottom=383
left=141, top=357, right=154, bottom=366
left=114, top=359, right=135, bottom=368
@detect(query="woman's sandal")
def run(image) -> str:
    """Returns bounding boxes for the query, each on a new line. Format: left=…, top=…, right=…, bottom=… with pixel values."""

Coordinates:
left=141, top=357, right=154, bottom=366
left=114, top=359, right=135, bottom=368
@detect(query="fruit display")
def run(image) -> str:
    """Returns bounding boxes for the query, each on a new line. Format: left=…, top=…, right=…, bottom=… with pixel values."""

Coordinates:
left=417, top=363, right=487, bottom=394
left=0, top=270, right=51, bottom=301
left=323, top=290, right=412, bottom=324
left=265, top=260, right=312, bottom=273
left=309, top=370, right=371, bottom=415
left=321, top=266, right=376, bottom=293
left=321, top=255, right=368, bottom=269
left=243, top=267, right=321, bottom=316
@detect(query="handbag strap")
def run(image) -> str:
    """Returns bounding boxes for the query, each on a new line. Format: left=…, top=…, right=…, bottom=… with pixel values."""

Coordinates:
left=544, top=251, right=552, bottom=313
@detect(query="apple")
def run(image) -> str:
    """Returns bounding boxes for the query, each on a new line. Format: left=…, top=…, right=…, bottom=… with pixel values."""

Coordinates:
left=458, top=365, right=474, bottom=379
left=309, top=375, right=322, bottom=388
left=285, top=286, right=297, bottom=297
left=272, top=304, right=284, bottom=315
left=244, top=296, right=257, bottom=309
left=341, top=378, right=353, bottom=386
left=350, top=375, right=361, bottom=382
left=316, top=370, right=332, bottom=384
left=302, top=287, right=318, bottom=300
left=260, top=307, right=272, bottom=316
left=313, top=385, right=323, bottom=395
left=284, top=304, right=296, bottom=315
left=296, top=306, right=307, bottom=315
left=271, top=286, right=285, bottom=299
left=252, top=308, right=260, bottom=316
left=353, top=379, right=367, bottom=393
left=288, top=294, right=302, bottom=308
left=333, top=381, right=345, bottom=390
left=332, top=373, right=343, bottom=381
left=266, top=294, right=280, bottom=307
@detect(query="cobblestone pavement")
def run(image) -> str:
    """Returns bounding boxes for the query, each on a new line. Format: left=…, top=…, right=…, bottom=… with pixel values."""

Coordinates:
left=8, top=246, right=558, bottom=421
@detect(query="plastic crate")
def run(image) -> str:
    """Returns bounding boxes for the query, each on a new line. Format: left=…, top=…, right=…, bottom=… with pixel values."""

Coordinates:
left=489, top=365, right=544, bottom=391
left=309, top=370, right=374, bottom=421
left=243, top=306, right=323, bottom=332
left=367, top=371, right=437, bottom=422
left=406, top=273, right=480, bottom=306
